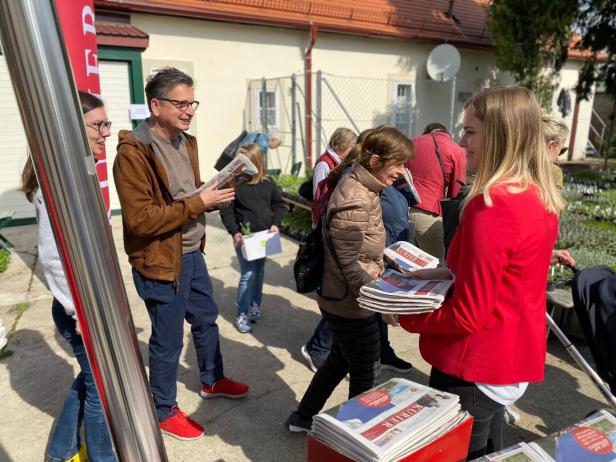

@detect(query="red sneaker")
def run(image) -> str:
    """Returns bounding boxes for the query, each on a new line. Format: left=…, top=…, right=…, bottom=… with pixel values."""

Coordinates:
left=199, top=377, right=249, bottom=399
left=159, top=406, right=204, bottom=441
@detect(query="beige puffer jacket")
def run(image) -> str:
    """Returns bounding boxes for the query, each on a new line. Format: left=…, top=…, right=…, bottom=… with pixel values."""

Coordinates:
left=317, top=162, right=386, bottom=318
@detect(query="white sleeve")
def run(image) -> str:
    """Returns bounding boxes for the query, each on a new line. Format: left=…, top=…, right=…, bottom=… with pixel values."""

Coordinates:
left=312, top=162, right=331, bottom=197
left=35, top=190, right=76, bottom=318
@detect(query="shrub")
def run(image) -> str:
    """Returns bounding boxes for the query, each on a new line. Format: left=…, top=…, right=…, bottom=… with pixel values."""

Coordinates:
left=0, top=249, right=10, bottom=273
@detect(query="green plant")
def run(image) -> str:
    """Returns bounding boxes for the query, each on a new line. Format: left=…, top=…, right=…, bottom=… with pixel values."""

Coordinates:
left=274, top=175, right=308, bottom=195
left=240, top=222, right=252, bottom=236
left=0, top=248, right=10, bottom=273
left=281, top=207, right=312, bottom=239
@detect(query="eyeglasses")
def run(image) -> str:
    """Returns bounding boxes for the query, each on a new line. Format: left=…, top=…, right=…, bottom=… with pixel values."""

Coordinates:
left=86, top=121, right=112, bottom=134
left=559, top=147, right=568, bottom=156
left=157, top=98, right=200, bottom=112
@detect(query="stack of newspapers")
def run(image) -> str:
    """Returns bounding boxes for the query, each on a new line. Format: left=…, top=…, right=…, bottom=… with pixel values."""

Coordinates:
left=358, top=269, right=453, bottom=314
left=311, top=378, right=469, bottom=462
left=473, top=409, right=616, bottom=461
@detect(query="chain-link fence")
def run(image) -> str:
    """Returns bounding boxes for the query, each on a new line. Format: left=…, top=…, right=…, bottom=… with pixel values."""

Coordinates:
left=246, top=72, right=501, bottom=175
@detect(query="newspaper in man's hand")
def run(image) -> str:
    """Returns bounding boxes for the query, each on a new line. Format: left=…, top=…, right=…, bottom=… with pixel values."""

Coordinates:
left=311, top=378, right=469, bottom=462
left=194, top=153, right=258, bottom=195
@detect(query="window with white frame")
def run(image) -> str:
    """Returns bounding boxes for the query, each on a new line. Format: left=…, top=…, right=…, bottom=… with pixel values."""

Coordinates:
left=390, top=82, right=412, bottom=137
left=255, top=88, right=279, bottom=130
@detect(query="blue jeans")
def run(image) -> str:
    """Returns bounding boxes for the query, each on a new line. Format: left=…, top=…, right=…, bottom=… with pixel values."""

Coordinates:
left=47, top=299, right=116, bottom=462
left=234, top=246, right=265, bottom=316
left=306, top=315, right=396, bottom=362
left=133, top=251, right=224, bottom=421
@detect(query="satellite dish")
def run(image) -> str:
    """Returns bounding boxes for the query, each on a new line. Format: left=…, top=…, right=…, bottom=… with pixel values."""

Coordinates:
left=426, top=44, right=461, bottom=82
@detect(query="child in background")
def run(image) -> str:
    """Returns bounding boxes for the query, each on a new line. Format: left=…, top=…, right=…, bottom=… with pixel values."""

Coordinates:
left=220, top=143, right=286, bottom=333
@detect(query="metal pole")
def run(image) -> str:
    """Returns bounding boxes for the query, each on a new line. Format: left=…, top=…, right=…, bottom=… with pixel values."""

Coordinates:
left=547, top=314, right=616, bottom=409
left=316, top=70, right=322, bottom=155
left=291, top=74, right=297, bottom=168
left=322, top=77, right=360, bottom=134
left=0, top=1, right=167, bottom=460
left=449, top=76, right=457, bottom=133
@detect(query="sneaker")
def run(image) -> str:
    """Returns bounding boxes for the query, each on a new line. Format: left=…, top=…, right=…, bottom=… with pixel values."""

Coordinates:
left=503, top=405, right=521, bottom=425
left=300, top=345, right=326, bottom=373
left=286, top=410, right=312, bottom=433
left=249, top=303, right=262, bottom=323
left=200, top=378, right=249, bottom=399
left=235, top=313, right=251, bottom=333
left=159, top=406, right=204, bottom=441
left=381, top=355, right=413, bottom=373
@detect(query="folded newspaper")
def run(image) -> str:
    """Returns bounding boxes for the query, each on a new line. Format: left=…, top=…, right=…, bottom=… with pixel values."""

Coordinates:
left=194, top=153, right=258, bottom=194
left=473, top=409, right=616, bottom=462
left=383, top=241, right=439, bottom=273
left=311, top=378, right=469, bottom=462
left=358, top=269, right=453, bottom=314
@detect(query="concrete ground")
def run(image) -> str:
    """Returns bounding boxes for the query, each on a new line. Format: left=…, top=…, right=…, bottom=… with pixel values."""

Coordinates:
left=0, top=214, right=611, bottom=461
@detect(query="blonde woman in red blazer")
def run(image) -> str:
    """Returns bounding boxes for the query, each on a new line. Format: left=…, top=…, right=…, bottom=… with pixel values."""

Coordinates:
left=386, top=86, right=564, bottom=459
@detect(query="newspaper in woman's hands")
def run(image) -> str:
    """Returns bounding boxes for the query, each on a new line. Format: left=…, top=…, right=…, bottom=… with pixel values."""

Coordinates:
left=194, top=154, right=258, bottom=195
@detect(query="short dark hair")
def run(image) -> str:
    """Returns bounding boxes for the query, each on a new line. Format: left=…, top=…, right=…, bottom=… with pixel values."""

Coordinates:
left=422, top=123, right=448, bottom=135
left=145, top=67, right=193, bottom=110
left=78, top=90, right=104, bottom=115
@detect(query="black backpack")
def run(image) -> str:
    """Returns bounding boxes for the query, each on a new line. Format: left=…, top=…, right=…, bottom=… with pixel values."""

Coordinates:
left=293, top=217, right=348, bottom=300
left=298, top=178, right=314, bottom=201
left=214, top=130, right=248, bottom=171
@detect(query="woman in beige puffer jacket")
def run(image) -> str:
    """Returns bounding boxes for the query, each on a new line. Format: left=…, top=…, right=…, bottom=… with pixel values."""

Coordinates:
left=286, top=125, right=415, bottom=432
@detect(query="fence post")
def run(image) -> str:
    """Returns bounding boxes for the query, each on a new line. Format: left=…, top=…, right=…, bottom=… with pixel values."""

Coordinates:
left=291, top=73, right=297, bottom=168
left=449, top=76, right=457, bottom=133
left=316, top=70, right=322, bottom=155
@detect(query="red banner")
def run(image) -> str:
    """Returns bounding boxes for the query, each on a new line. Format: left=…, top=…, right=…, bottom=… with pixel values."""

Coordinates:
left=55, top=0, right=108, bottom=410
left=55, top=0, right=111, bottom=219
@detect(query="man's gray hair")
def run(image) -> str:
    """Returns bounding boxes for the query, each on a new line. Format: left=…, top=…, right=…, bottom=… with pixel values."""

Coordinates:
left=267, top=126, right=284, bottom=143
left=145, top=67, right=193, bottom=110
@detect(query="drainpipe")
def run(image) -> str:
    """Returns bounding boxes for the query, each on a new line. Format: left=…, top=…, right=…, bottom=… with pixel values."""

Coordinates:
left=304, top=23, right=318, bottom=170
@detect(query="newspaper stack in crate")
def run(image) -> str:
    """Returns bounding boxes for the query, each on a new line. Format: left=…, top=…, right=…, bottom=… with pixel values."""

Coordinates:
left=473, top=409, right=616, bottom=461
left=311, top=378, right=470, bottom=462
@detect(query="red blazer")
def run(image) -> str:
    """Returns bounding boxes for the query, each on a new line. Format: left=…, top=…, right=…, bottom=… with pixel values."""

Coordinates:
left=400, top=184, right=558, bottom=384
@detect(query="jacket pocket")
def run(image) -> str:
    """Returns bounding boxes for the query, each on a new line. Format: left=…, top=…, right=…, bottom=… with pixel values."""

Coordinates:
left=144, top=240, right=174, bottom=269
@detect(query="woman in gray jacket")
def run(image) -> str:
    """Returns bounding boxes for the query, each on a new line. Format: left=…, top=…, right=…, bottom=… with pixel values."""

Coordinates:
left=287, top=125, right=415, bottom=432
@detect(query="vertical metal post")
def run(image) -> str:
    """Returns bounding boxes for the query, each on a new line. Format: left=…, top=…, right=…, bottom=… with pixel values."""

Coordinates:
left=0, top=1, right=166, bottom=460
left=291, top=73, right=297, bottom=168
left=260, top=77, right=268, bottom=131
left=261, top=77, right=268, bottom=168
left=316, top=70, right=322, bottom=155
left=449, top=76, right=457, bottom=133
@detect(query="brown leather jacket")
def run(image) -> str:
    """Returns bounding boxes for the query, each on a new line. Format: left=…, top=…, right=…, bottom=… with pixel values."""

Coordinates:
left=112, top=121, right=206, bottom=284
left=317, top=162, right=386, bottom=318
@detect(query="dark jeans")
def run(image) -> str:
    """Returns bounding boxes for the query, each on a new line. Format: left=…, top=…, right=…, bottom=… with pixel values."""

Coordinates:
left=47, top=300, right=116, bottom=462
left=305, top=314, right=395, bottom=361
left=133, top=251, right=224, bottom=421
left=429, top=368, right=504, bottom=460
left=298, top=311, right=380, bottom=419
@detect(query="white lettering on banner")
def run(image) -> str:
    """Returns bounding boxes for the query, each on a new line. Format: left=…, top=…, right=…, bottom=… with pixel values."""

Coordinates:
left=84, top=49, right=99, bottom=76
left=82, top=5, right=96, bottom=35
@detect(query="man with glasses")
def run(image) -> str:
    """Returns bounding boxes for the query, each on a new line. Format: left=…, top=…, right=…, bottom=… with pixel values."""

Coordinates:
left=113, top=67, right=249, bottom=441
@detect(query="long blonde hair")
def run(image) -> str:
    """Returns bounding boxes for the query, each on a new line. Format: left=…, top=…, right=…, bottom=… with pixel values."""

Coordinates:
left=463, top=86, right=564, bottom=214
left=238, top=143, right=266, bottom=184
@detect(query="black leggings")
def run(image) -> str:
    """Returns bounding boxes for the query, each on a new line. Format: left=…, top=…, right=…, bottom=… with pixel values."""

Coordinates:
left=429, top=368, right=504, bottom=460
left=298, top=311, right=381, bottom=419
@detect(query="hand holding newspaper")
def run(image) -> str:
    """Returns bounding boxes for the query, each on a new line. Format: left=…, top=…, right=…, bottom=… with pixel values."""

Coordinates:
left=359, top=242, right=452, bottom=315
left=194, top=153, right=258, bottom=195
